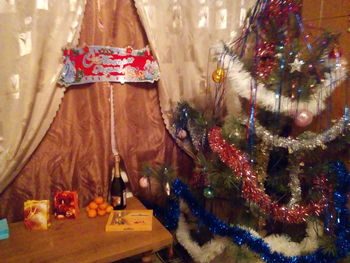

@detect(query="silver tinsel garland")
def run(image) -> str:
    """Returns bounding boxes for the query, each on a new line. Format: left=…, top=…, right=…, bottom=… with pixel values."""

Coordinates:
left=287, top=160, right=302, bottom=207
left=240, top=116, right=349, bottom=153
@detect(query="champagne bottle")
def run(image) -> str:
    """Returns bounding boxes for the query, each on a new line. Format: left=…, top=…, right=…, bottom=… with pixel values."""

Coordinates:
left=111, top=155, right=126, bottom=210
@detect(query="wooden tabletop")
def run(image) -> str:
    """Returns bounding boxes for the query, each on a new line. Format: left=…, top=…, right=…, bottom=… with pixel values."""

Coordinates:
left=0, top=197, right=173, bottom=263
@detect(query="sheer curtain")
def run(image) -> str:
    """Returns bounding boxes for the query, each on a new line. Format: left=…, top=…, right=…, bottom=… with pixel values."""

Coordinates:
left=135, top=0, right=256, bottom=155
left=0, top=0, right=86, bottom=193
left=0, top=0, right=193, bottom=223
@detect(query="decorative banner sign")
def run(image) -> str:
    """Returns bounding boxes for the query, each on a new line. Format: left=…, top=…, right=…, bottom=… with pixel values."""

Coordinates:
left=60, top=46, right=160, bottom=85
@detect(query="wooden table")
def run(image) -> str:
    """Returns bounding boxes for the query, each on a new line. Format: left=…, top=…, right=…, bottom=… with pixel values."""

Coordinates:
left=0, top=197, right=173, bottom=263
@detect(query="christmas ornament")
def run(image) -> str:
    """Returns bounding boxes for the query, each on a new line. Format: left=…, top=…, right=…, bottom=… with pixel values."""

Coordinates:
left=187, top=120, right=206, bottom=151
left=238, top=115, right=349, bottom=153
left=203, top=187, right=215, bottom=198
left=177, top=129, right=187, bottom=140
left=60, top=45, right=160, bottom=86
left=165, top=182, right=171, bottom=196
left=190, top=169, right=207, bottom=188
left=176, top=211, right=231, bottom=263
left=208, top=126, right=328, bottom=224
left=139, top=177, right=149, bottom=188
left=161, top=161, right=350, bottom=263
left=275, top=45, right=285, bottom=52
left=289, top=57, right=305, bottom=73
left=294, top=109, right=314, bottom=127
left=218, top=47, right=347, bottom=117
left=212, top=68, right=226, bottom=83
left=256, top=41, right=277, bottom=80
left=287, top=161, right=302, bottom=207
left=178, top=202, right=324, bottom=260
left=329, top=46, right=342, bottom=59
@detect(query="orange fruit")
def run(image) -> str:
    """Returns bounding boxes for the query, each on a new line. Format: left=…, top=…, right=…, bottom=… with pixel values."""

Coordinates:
left=94, top=196, right=104, bottom=204
left=87, top=209, right=97, bottom=218
left=97, top=209, right=106, bottom=216
left=106, top=205, right=113, bottom=213
left=85, top=206, right=91, bottom=212
left=98, top=202, right=108, bottom=210
left=89, top=201, right=98, bottom=210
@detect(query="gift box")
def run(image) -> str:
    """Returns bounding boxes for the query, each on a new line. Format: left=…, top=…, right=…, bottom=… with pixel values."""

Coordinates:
left=105, top=210, right=153, bottom=232
left=54, top=191, right=79, bottom=219
left=0, top=218, right=9, bottom=239
left=24, top=200, right=50, bottom=230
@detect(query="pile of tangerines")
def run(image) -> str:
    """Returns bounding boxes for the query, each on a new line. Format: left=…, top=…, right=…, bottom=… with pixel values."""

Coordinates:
left=85, top=196, right=113, bottom=218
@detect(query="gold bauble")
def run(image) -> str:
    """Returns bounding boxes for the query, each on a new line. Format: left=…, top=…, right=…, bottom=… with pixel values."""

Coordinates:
left=212, top=68, right=226, bottom=83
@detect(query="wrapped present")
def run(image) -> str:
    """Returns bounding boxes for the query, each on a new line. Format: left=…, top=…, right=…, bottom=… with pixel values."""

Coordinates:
left=54, top=191, right=79, bottom=219
left=0, top=218, right=9, bottom=239
left=105, top=210, right=153, bottom=231
left=24, top=200, right=50, bottom=230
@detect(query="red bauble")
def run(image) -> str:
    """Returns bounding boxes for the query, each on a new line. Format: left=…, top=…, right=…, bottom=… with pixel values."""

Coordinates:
left=329, top=47, right=342, bottom=59
left=294, top=109, right=313, bottom=127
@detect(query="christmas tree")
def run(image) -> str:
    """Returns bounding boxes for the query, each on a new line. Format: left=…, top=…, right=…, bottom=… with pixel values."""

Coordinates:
left=142, top=1, right=350, bottom=262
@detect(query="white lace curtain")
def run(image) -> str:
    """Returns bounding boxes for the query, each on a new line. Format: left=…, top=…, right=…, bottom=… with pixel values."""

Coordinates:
left=0, top=0, right=86, bottom=193
left=135, top=0, right=255, bottom=155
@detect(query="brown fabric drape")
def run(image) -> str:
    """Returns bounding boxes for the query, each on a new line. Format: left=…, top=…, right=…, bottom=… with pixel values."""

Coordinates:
left=0, top=0, right=193, bottom=223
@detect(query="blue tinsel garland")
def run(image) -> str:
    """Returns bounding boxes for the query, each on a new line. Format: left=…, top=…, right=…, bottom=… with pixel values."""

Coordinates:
left=154, top=161, right=350, bottom=263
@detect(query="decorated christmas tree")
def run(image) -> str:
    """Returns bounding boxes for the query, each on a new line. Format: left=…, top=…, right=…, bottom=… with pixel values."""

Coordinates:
left=142, top=1, right=350, bottom=262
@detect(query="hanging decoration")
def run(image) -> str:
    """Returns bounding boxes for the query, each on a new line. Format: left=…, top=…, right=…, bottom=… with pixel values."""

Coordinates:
left=177, top=207, right=324, bottom=260
left=294, top=109, right=314, bottom=127
left=208, top=126, right=328, bottom=224
left=139, top=176, right=150, bottom=188
left=60, top=45, right=160, bottom=85
left=219, top=52, right=347, bottom=117
left=222, top=0, right=347, bottom=120
left=177, top=201, right=323, bottom=261
left=212, top=68, right=226, bottom=83
left=176, top=205, right=230, bottom=263
left=172, top=101, right=208, bottom=152
left=239, top=115, right=350, bottom=153
left=287, top=160, right=302, bottom=207
left=160, top=161, right=350, bottom=263
left=203, top=186, right=215, bottom=199
left=162, top=1, right=350, bottom=262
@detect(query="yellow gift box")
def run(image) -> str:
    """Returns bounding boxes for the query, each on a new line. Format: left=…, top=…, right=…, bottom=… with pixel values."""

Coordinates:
left=105, top=210, right=153, bottom=231
left=24, top=200, right=51, bottom=230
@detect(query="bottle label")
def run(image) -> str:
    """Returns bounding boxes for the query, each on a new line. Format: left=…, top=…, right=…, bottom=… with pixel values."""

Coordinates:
left=111, top=196, right=121, bottom=207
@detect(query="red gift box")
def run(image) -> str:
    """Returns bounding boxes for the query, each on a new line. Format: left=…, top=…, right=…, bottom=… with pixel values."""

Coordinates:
left=54, top=191, right=79, bottom=219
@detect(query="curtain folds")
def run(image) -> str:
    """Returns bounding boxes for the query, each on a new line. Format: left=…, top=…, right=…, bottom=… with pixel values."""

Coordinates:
left=0, top=0, right=193, bottom=223
left=0, top=0, right=86, bottom=193
left=134, top=0, right=256, bottom=155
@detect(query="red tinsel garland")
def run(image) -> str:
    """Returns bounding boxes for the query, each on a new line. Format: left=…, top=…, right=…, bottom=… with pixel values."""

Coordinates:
left=208, top=126, right=328, bottom=224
